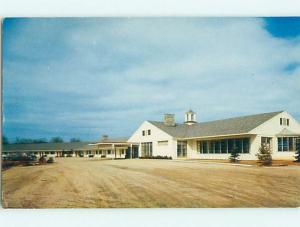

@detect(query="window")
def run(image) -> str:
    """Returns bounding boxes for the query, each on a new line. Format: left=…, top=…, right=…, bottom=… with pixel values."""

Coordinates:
left=221, top=140, right=227, bottom=153
left=203, top=141, right=208, bottom=154
left=228, top=139, right=234, bottom=153
left=235, top=139, right=243, bottom=153
left=242, top=138, right=250, bottom=153
left=141, top=142, right=153, bottom=157
left=197, top=141, right=208, bottom=154
left=50, top=151, right=55, bottom=154
left=142, top=129, right=151, bottom=136
left=209, top=141, right=215, bottom=154
left=278, top=137, right=298, bottom=152
left=107, top=150, right=111, bottom=155
left=177, top=141, right=187, bottom=157
left=289, top=137, right=294, bottom=151
left=261, top=137, right=272, bottom=150
left=278, top=137, right=283, bottom=151
left=215, top=141, right=221, bottom=153
left=283, top=137, right=288, bottom=151
left=280, top=117, right=290, bottom=126
left=197, top=138, right=250, bottom=154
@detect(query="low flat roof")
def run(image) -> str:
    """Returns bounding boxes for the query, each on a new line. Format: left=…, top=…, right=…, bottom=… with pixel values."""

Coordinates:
left=2, top=142, right=93, bottom=152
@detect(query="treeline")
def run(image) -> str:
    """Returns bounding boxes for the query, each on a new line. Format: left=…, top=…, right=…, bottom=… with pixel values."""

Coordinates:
left=2, top=136, right=81, bottom=144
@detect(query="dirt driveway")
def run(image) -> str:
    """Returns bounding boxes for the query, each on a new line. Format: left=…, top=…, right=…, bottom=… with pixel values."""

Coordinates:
left=2, top=158, right=300, bottom=208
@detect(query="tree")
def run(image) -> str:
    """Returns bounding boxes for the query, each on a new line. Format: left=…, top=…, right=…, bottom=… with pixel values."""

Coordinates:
left=295, top=138, right=300, bottom=162
left=256, top=143, right=272, bottom=166
left=229, top=145, right=240, bottom=163
left=70, top=138, right=81, bottom=142
left=12, top=137, right=48, bottom=144
left=33, top=138, right=48, bottom=143
left=2, top=136, right=9, bottom=144
left=50, top=137, right=64, bottom=143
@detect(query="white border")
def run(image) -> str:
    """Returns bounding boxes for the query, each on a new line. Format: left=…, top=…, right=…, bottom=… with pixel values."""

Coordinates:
left=0, top=0, right=300, bottom=16
left=0, top=0, right=300, bottom=227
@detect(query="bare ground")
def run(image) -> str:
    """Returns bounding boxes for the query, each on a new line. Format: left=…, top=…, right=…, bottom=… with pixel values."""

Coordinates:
left=2, top=158, right=300, bottom=208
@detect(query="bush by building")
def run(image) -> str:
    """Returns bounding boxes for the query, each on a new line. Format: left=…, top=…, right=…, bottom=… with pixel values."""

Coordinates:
left=256, top=143, right=272, bottom=166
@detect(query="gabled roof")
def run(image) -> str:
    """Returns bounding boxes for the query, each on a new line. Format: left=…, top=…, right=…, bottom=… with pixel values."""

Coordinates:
left=3, top=141, right=93, bottom=152
left=149, top=111, right=283, bottom=138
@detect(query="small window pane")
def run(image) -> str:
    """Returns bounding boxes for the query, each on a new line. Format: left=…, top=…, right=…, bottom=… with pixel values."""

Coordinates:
left=243, top=138, right=250, bottom=153
left=228, top=139, right=234, bottom=153
left=283, top=137, right=288, bottom=151
left=215, top=141, right=221, bottom=153
left=221, top=140, right=227, bottom=153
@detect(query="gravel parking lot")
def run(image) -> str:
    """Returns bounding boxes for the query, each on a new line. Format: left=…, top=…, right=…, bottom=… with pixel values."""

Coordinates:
left=2, top=158, right=300, bottom=208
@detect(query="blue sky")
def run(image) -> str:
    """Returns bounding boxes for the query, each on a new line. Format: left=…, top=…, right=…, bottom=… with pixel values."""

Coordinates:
left=3, top=17, right=300, bottom=142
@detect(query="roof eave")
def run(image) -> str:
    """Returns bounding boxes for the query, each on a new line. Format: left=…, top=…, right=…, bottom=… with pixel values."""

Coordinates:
left=176, top=132, right=255, bottom=140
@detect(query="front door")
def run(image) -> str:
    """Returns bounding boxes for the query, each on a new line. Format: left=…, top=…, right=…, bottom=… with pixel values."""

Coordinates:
left=132, top=146, right=139, bottom=158
left=177, top=141, right=187, bottom=158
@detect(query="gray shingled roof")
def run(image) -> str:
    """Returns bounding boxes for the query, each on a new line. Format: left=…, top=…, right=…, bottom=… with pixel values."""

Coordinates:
left=149, top=111, right=283, bottom=138
left=96, top=137, right=129, bottom=143
left=3, top=142, right=93, bottom=152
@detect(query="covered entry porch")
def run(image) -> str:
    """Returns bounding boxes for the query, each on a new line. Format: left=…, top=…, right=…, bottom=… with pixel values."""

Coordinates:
left=90, top=139, right=139, bottom=159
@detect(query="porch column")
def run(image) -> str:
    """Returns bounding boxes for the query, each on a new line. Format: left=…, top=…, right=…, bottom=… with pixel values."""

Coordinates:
left=130, top=144, right=133, bottom=159
left=112, top=144, right=116, bottom=159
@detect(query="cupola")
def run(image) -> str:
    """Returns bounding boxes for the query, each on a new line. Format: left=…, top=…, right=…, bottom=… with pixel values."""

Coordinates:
left=184, top=109, right=197, bottom=125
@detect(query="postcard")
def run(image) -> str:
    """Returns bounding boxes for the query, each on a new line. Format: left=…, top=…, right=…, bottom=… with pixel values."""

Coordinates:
left=2, top=17, right=300, bottom=208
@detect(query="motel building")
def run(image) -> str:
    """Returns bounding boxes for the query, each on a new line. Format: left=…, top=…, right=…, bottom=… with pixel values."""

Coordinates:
left=3, top=110, right=300, bottom=160
left=128, top=110, right=300, bottom=160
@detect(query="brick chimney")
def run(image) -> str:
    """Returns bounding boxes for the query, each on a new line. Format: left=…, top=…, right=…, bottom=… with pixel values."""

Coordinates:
left=164, top=114, right=175, bottom=126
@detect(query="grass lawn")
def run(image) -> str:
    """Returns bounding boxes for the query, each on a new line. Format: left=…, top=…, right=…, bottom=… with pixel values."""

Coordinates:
left=2, top=158, right=300, bottom=208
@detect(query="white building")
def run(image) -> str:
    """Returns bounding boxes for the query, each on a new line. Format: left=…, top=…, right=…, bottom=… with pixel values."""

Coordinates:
left=128, top=110, right=300, bottom=160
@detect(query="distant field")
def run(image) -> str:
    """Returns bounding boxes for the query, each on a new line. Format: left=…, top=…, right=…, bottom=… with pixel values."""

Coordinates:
left=2, top=158, right=300, bottom=208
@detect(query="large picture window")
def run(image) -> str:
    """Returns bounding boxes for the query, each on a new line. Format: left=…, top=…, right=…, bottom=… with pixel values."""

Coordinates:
left=278, top=137, right=298, bottom=152
left=141, top=142, right=153, bottom=157
left=197, top=138, right=250, bottom=154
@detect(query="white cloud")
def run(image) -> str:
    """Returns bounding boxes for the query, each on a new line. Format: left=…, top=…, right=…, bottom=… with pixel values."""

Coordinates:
left=3, top=18, right=300, bottom=140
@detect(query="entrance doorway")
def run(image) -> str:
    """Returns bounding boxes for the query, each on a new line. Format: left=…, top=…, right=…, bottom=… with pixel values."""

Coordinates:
left=177, top=141, right=187, bottom=158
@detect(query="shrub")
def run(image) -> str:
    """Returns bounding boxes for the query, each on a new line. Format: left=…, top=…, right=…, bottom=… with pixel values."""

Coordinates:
left=256, top=143, right=272, bottom=166
left=229, top=145, right=240, bottom=163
